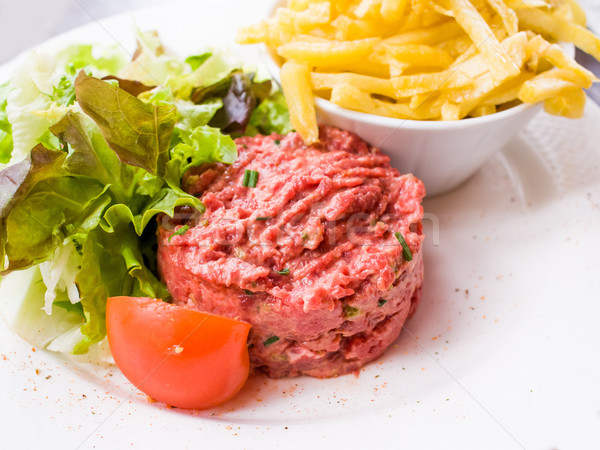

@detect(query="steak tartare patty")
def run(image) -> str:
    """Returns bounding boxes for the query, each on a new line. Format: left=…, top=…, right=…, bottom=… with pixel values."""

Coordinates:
left=157, top=126, right=425, bottom=378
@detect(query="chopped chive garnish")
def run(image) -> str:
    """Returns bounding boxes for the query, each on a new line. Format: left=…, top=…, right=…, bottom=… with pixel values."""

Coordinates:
left=242, top=169, right=259, bottom=188
left=244, top=289, right=254, bottom=295
left=263, top=336, right=280, bottom=346
left=394, top=232, right=413, bottom=261
left=378, top=299, right=388, bottom=307
left=256, top=216, right=271, bottom=221
left=168, top=225, right=190, bottom=242
left=275, top=268, right=290, bottom=275
left=274, top=139, right=281, bottom=146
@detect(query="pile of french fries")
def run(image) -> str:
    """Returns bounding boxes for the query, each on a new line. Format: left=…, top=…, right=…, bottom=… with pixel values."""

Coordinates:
left=237, top=0, right=600, bottom=144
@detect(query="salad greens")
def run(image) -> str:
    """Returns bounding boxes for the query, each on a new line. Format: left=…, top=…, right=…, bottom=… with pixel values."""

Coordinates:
left=0, top=82, right=13, bottom=163
left=0, top=31, right=290, bottom=357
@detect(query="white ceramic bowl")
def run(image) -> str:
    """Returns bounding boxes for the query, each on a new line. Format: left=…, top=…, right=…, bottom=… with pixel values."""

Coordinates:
left=261, top=47, right=542, bottom=196
left=315, top=98, right=542, bottom=197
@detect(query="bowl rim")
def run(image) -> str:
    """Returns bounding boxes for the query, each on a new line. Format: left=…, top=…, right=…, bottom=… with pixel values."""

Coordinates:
left=313, top=95, right=538, bottom=130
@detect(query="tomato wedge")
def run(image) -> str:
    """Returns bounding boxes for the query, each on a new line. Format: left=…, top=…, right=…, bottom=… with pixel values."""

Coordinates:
left=106, top=297, right=251, bottom=409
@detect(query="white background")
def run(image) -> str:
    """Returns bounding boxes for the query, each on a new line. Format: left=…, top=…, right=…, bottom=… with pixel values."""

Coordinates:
left=0, top=0, right=169, bottom=63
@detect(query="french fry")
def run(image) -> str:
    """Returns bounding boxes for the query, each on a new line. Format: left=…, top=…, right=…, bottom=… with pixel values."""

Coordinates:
left=330, top=14, right=381, bottom=39
left=504, top=0, right=552, bottom=8
left=481, top=71, right=536, bottom=106
left=516, top=7, right=600, bottom=61
left=316, top=58, right=391, bottom=78
left=392, top=71, right=473, bottom=98
left=544, top=88, right=586, bottom=118
left=380, top=20, right=464, bottom=46
left=352, top=0, right=382, bottom=19
left=287, top=0, right=312, bottom=12
left=441, top=102, right=462, bottom=120
left=277, top=37, right=380, bottom=67
left=469, top=104, right=497, bottom=116
left=237, top=0, right=600, bottom=135
left=443, top=0, right=521, bottom=80
left=236, top=19, right=293, bottom=47
left=485, top=0, right=518, bottom=36
left=565, top=0, right=587, bottom=27
left=381, top=0, right=409, bottom=23
left=330, top=83, right=442, bottom=119
left=518, top=70, right=582, bottom=103
left=275, top=3, right=332, bottom=34
left=437, top=35, right=475, bottom=59
left=376, top=44, right=454, bottom=69
left=527, top=35, right=597, bottom=88
left=280, top=62, right=319, bottom=144
left=441, top=31, right=526, bottom=91
left=311, top=72, right=396, bottom=97
left=435, top=32, right=528, bottom=116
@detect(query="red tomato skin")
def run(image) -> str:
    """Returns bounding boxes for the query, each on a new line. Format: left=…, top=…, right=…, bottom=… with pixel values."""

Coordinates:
left=106, top=297, right=251, bottom=409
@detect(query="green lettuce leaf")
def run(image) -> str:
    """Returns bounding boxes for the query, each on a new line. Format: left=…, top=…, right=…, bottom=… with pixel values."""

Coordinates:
left=185, top=52, right=212, bottom=71
left=0, top=82, right=12, bottom=164
left=5, top=53, right=59, bottom=163
left=74, top=72, right=177, bottom=176
left=49, top=64, right=79, bottom=107
left=72, top=230, right=117, bottom=354
left=5, top=175, right=108, bottom=272
left=247, top=90, right=293, bottom=136
left=101, top=75, right=156, bottom=97
left=101, top=188, right=201, bottom=237
left=117, top=29, right=187, bottom=88
left=49, top=111, right=113, bottom=184
left=177, top=98, right=223, bottom=130
left=3, top=42, right=127, bottom=165
left=72, top=221, right=168, bottom=355
left=165, top=125, right=237, bottom=185
left=55, top=43, right=128, bottom=75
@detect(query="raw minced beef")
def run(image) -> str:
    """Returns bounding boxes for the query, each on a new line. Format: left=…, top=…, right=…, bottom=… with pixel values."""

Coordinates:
left=157, top=126, right=425, bottom=378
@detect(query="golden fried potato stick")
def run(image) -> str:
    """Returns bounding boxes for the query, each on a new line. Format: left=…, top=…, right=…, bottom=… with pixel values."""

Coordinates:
left=485, top=0, right=518, bottom=36
left=381, top=0, right=409, bottom=23
left=311, top=72, right=396, bottom=97
left=516, top=7, right=600, bottom=61
left=519, top=70, right=582, bottom=103
left=374, top=44, right=454, bottom=71
left=277, top=37, right=380, bottom=67
left=330, top=83, right=443, bottom=119
left=544, top=88, right=586, bottom=118
left=380, top=20, right=464, bottom=46
left=526, top=35, right=598, bottom=88
left=236, top=0, right=600, bottom=130
left=469, top=104, right=497, bottom=116
left=442, top=0, right=521, bottom=80
left=281, top=61, right=319, bottom=144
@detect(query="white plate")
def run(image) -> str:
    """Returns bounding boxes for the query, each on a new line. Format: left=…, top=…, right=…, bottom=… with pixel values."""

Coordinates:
left=1, top=1, right=600, bottom=449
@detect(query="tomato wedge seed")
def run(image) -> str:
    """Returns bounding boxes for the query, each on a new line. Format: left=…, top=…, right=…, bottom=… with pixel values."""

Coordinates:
left=106, top=296, right=251, bottom=409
